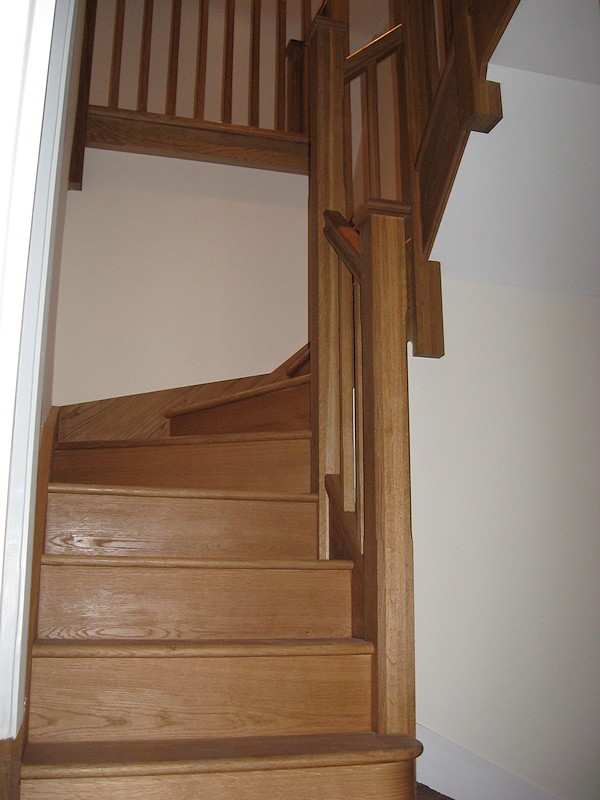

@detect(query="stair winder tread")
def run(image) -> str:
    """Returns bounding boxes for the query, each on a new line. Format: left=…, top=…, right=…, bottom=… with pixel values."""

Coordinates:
left=22, top=733, right=423, bottom=779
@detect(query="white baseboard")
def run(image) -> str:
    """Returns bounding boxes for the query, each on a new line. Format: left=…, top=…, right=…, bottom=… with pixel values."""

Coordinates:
left=416, top=724, right=561, bottom=800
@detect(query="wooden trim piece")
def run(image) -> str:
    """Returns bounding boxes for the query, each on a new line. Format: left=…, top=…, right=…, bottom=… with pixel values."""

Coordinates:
left=137, top=0, right=153, bottom=112
left=276, top=342, right=310, bottom=379
left=23, top=408, right=60, bottom=746
left=108, top=0, right=125, bottom=108
left=413, top=259, right=444, bottom=357
left=86, top=106, right=309, bottom=174
left=194, top=0, right=209, bottom=119
left=222, top=0, right=236, bottom=123
left=49, top=482, right=317, bottom=503
left=323, top=211, right=361, bottom=280
left=344, top=24, right=404, bottom=82
left=40, top=554, right=350, bottom=570
left=55, top=430, right=311, bottom=449
left=470, top=0, right=520, bottom=68
left=359, top=206, right=415, bottom=736
left=166, top=0, right=182, bottom=116
left=22, top=733, right=422, bottom=779
left=249, top=0, right=261, bottom=127
left=69, top=0, right=97, bottom=190
left=165, top=374, right=309, bottom=419
left=33, top=639, right=374, bottom=659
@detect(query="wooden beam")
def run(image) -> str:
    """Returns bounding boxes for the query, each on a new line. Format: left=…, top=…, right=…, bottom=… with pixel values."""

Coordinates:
left=307, top=16, right=348, bottom=555
left=86, top=106, right=309, bottom=175
left=358, top=205, right=415, bottom=735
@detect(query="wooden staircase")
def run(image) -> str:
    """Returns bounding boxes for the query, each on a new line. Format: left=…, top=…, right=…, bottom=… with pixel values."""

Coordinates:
left=20, top=366, right=422, bottom=798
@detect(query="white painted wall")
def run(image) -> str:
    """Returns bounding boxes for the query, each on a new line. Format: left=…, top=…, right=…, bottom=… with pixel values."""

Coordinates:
left=409, top=62, right=600, bottom=800
left=52, top=151, right=308, bottom=404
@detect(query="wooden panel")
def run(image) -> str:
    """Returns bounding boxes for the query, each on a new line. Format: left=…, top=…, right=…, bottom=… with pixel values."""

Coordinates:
left=52, top=435, right=311, bottom=493
left=37, top=561, right=351, bottom=640
left=169, top=379, right=310, bottom=436
left=21, top=762, right=415, bottom=800
left=358, top=207, right=415, bottom=735
left=86, top=106, right=310, bottom=175
left=29, top=653, right=372, bottom=742
left=45, top=488, right=318, bottom=559
left=0, top=726, right=24, bottom=800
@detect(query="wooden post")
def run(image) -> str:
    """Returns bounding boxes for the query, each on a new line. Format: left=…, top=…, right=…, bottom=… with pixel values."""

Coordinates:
left=357, top=203, right=415, bottom=735
left=69, top=0, right=97, bottom=190
left=307, top=15, right=348, bottom=556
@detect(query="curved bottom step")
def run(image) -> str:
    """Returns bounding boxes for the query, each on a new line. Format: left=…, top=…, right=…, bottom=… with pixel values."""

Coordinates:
left=22, top=733, right=422, bottom=799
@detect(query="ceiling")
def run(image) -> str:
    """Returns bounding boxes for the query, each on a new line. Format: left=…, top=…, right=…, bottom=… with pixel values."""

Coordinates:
left=490, top=0, right=600, bottom=85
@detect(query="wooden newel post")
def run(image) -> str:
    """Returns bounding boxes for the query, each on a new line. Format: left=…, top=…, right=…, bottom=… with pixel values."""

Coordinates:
left=357, top=204, right=415, bottom=736
left=307, top=16, right=348, bottom=556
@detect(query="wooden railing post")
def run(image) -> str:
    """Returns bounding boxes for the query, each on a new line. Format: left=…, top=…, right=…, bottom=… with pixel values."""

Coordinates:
left=307, top=15, right=348, bottom=556
left=357, top=203, right=415, bottom=736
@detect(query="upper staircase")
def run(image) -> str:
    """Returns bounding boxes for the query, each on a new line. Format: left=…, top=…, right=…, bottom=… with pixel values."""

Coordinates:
left=21, top=354, right=422, bottom=798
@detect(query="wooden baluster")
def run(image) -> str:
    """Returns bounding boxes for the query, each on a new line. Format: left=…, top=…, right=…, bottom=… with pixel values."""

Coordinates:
left=222, top=0, right=236, bottom=123
left=339, top=263, right=355, bottom=512
left=275, top=0, right=287, bottom=130
left=308, top=15, right=348, bottom=555
left=249, top=0, right=261, bottom=127
left=353, top=279, right=364, bottom=550
left=109, top=0, right=126, bottom=108
left=194, top=0, right=209, bottom=119
left=166, top=0, right=182, bottom=116
left=421, top=0, right=440, bottom=101
left=69, top=0, right=98, bottom=190
left=286, top=40, right=305, bottom=133
left=358, top=203, right=414, bottom=735
left=433, top=0, right=449, bottom=71
left=302, top=0, right=311, bottom=38
left=361, top=63, right=381, bottom=201
left=137, top=0, right=154, bottom=112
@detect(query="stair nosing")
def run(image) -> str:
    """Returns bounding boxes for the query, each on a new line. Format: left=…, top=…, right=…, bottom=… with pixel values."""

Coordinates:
left=40, top=554, right=353, bottom=571
left=32, top=638, right=374, bottom=659
left=55, top=430, right=311, bottom=450
left=165, top=374, right=310, bottom=419
left=21, top=733, right=423, bottom=779
left=48, top=482, right=318, bottom=503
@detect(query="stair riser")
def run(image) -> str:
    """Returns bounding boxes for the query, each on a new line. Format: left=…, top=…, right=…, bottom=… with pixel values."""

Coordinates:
left=170, top=382, right=310, bottom=436
left=29, top=655, right=372, bottom=743
left=37, top=565, right=352, bottom=640
left=21, top=762, right=414, bottom=799
left=45, top=492, right=317, bottom=559
left=52, top=439, right=310, bottom=492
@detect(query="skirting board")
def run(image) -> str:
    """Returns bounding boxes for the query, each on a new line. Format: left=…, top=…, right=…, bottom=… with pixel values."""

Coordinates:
left=416, top=725, right=561, bottom=800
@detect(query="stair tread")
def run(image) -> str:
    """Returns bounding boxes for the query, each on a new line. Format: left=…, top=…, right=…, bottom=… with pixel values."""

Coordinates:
left=22, top=732, right=422, bottom=778
left=165, top=374, right=310, bottom=419
left=32, top=638, right=374, bottom=658
left=55, top=430, right=311, bottom=449
left=41, top=554, right=351, bottom=570
left=48, top=482, right=317, bottom=502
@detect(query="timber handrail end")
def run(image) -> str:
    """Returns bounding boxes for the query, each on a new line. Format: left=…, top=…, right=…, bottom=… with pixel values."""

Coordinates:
left=323, top=210, right=362, bottom=281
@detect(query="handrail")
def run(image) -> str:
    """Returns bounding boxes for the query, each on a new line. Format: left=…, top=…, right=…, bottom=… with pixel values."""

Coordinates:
left=344, top=23, right=404, bottom=82
left=323, top=210, right=361, bottom=281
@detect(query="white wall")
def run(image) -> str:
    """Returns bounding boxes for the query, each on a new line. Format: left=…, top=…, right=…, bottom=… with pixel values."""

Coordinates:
left=52, top=151, right=308, bottom=404
left=409, top=62, right=600, bottom=800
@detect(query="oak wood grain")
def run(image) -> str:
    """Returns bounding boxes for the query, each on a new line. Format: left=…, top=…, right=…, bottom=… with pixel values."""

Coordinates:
left=45, top=486, right=318, bottom=559
left=86, top=106, right=309, bottom=175
left=21, top=762, right=415, bottom=799
left=29, top=653, right=372, bottom=742
left=37, top=560, right=351, bottom=641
